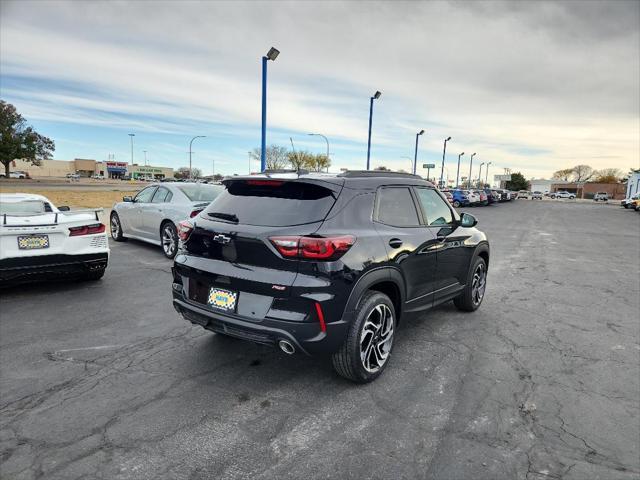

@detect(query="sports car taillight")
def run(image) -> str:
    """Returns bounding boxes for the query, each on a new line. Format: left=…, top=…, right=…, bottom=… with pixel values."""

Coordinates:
left=68, top=223, right=106, bottom=236
left=269, top=235, right=356, bottom=260
left=178, top=220, right=194, bottom=241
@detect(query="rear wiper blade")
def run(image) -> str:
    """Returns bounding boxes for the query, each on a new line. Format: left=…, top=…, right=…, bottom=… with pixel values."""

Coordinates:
left=207, top=212, right=239, bottom=223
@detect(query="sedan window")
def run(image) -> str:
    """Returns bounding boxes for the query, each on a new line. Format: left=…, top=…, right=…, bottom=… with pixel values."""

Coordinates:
left=134, top=187, right=157, bottom=203
left=151, top=188, right=170, bottom=203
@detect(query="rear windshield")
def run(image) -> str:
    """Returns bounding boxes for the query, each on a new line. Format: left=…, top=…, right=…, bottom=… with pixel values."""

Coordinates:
left=203, top=180, right=337, bottom=226
left=0, top=200, right=45, bottom=215
left=177, top=184, right=224, bottom=202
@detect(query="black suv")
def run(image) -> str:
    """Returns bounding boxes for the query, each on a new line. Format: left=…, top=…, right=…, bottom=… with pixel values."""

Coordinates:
left=172, top=171, right=489, bottom=383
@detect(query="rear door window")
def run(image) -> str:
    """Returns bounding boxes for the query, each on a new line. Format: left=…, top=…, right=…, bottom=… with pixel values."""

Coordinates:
left=203, top=180, right=338, bottom=226
left=151, top=187, right=170, bottom=203
left=134, top=187, right=157, bottom=203
left=375, top=187, right=420, bottom=227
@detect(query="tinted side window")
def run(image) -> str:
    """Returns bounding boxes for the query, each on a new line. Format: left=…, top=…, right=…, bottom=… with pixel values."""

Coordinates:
left=376, top=187, right=420, bottom=227
left=135, top=187, right=157, bottom=203
left=415, top=188, right=453, bottom=226
left=151, top=187, right=170, bottom=203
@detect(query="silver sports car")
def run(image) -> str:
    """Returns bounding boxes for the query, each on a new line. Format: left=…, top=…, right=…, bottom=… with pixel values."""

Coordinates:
left=110, top=182, right=223, bottom=258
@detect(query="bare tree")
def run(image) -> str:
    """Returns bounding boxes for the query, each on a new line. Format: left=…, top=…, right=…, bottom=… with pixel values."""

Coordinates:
left=594, top=168, right=623, bottom=183
left=248, top=145, right=289, bottom=170
left=571, top=164, right=594, bottom=182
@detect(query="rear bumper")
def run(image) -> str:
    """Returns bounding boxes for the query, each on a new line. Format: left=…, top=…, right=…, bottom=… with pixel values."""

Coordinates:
left=172, top=292, right=349, bottom=356
left=0, top=252, right=109, bottom=283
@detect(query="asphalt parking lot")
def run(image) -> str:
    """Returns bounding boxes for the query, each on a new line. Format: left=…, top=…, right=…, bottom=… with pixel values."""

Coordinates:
left=1, top=200, right=638, bottom=480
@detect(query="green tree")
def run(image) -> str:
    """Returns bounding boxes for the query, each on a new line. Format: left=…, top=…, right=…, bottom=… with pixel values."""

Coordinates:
left=0, top=100, right=55, bottom=177
left=505, top=172, right=528, bottom=190
left=287, top=150, right=314, bottom=170
left=248, top=144, right=289, bottom=170
left=304, top=153, right=331, bottom=172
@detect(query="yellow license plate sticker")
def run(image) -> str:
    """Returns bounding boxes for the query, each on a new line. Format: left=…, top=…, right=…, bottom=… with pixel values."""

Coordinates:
left=207, top=288, right=237, bottom=311
left=18, top=235, right=50, bottom=250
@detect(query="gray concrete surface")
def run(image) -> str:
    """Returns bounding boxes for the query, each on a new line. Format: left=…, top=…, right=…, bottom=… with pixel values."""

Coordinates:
left=1, top=201, right=638, bottom=480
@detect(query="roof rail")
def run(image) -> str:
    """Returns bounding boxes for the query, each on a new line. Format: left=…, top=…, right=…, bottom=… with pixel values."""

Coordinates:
left=337, top=170, right=423, bottom=179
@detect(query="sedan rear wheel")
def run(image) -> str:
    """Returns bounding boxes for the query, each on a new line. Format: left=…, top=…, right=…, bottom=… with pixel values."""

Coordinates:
left=161, top=222, right=178, bottom=259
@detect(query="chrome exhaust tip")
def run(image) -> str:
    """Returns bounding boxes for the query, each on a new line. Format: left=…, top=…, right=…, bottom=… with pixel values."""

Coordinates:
left=278, top=340, right=295, bottom=355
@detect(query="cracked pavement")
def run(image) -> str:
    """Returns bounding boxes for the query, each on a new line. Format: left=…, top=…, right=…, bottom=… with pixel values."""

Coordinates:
left=1, top=200, right=638, bottom=479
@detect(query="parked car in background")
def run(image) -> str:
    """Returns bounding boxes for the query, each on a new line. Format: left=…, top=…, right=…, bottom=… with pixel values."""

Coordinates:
left=450, top=189, right=470, bottom=208
left=551, top=191, right=576, bottom=199
left=517, top=190, right=530, bottom=199
left=593, top=192, right=609, bottom=202
left=1, top=171, right=30, bottom=179
left=464, top=190, right=481, bottom=206
left=482, top=188, right=496, bottom=204
left=473, top=190, right=488, bottom=206
left=110, top=182, right=224, bottom=259
left=0, top=193, right=109, bottom=285
left=92, top=174, right=105, bottom=180
left=172, top=171, right=490, bottom=383
left=531, top=191, right=543, bottom=200
left=621, top=193, right=640, bottom=208
left=66, top=173, right=80, bottom=180
left=443, top=191, right=453, bottom=205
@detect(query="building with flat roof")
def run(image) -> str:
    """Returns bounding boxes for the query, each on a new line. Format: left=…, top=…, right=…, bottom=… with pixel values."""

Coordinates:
left=8, top=158, right=173, bottom=180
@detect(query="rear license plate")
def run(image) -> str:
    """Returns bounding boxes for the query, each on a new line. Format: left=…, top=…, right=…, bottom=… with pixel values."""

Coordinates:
left=17, top=235, right=50, bottom=250
left=208, top=287, right=238, bottom=312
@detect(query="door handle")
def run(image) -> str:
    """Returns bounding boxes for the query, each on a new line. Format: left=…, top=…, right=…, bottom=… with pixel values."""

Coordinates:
left=389, top=238, right=403, bottom=249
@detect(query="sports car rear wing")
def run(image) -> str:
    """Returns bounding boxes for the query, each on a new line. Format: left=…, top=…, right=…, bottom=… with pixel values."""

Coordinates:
left=2, top=208, right=103, bottom=226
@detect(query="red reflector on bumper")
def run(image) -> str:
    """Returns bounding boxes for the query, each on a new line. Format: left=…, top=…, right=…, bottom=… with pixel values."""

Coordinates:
left=314, top=302, right=326, bottom=333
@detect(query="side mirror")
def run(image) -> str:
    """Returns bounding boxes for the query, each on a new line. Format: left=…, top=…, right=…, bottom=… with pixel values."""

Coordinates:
left=460, top=212, right=477, bottom=228
left=123, top=196, right=133, bottom=202
left=58, top=206, right=70, bottom=211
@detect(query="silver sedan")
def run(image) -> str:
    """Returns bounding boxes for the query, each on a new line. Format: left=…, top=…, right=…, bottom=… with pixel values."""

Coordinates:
left=109, top=182, right=223, bottom=258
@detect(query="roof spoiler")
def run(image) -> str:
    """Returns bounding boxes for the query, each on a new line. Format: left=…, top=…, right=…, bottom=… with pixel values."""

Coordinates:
left=2, top=208, right=103, bottom=226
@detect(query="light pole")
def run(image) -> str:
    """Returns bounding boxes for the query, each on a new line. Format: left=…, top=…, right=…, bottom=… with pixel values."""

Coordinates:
left=439, top=136, right=451, bottom=188
left=308, top=133, right=330, bottom=171
left=143, top=150, right=148, bottom=166
left=468, top=153, right=476, bottom=189
left=478, top=162, right=485, bottom=188
left=366, top=90, right=382, bottom=170
left=455, top=152, right=465, bottom=188
left=128, top=133, right=135, bottom=165
left=261, top=47, right=280, bottom=172
left=485, top=161, right=492, bottom=187
left=188, top=136, right=206, bottom=180
left=413, top=129, right=425, bottom=175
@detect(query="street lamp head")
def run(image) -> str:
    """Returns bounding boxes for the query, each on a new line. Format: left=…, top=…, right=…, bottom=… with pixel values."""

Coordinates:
left=128, top=133, right=135, bottom=137
left=445, top=136, right=451, bottom=142
left=418, top=129, right=425, bottom=135
left=266, top=47, right=280, bottom=61
left=373, top=91, right=382, bottom=100
left=460, top=152, right=465, bottom=156
left=471, top=152, right=476, bottom=157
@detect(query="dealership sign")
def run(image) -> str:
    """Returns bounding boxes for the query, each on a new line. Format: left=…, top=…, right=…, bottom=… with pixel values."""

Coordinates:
left=494, top=174, right=512, bottom=181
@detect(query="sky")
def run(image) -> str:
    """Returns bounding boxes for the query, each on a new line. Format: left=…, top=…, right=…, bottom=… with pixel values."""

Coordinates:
left=1, top=0, right=639, bottom=181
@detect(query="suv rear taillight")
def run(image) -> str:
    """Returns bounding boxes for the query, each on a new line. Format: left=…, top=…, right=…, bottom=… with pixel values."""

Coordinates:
left=178, top=220, right=194, bottom=241
left=69, top=223, right=105, bottom=236
left=269, top=235, right=356, bottom=260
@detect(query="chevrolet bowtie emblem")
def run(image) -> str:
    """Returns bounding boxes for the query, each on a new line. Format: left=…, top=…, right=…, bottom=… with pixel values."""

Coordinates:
left=213, top=234, right=231, bottom=244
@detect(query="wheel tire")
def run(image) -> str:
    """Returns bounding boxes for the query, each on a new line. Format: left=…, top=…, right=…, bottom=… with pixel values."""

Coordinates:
left=160, top=222, right=179, bottom=259
left=453, top=200, right=461, bottom=208
left=84, top=269, right=105, bottom=281
left=454, top=256, right=488, bottom=312
left=110, top=212, right=126, bottom=241
left=332, top=291, right=396, bottom=383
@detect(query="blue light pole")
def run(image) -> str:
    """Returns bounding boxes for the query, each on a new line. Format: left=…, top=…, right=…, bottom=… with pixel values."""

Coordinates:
left=366, top=90, right=381, bottom=170
left=260, top=47, right=280, bottom=172
left=439, top=136, right=451, bottom=188
left=413, top=129, right=425, bottom=175
left=455, top=152, right=465, bottom=188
